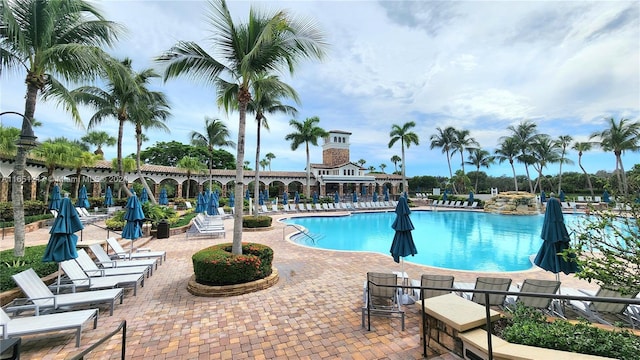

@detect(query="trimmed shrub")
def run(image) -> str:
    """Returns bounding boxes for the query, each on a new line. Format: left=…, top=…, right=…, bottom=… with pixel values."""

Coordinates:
left=242, top=215, right=272, bottom=228
left=192, top=243, right=273, bottom=286
left=0, top=245, right=58, bottom=291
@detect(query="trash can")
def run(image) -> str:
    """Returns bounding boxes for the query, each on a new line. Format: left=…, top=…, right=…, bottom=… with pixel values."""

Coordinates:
left=157, top=219, right=170, bottom=239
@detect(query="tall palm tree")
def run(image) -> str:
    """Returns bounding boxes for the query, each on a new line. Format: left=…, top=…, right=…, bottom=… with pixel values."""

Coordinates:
left=507, top=121, right=538, bottom=193
left=68, top=149, right=99, bottom=199
left=590, top=118, right=640, bottom=195
left=530, top=134, right=561, bottom=193
left=494, top=136, right=520, bottom=191
left=285, top=116, right=328, bottom=197
left=430, top=126, right=457, bottom=185
left=157, top=0, right=326, bottom=254
left=390, top=155, right=401, bottom=173
left=177, top=156, right=205, bottom=199
left=465, top=148, right=495, bottom=193
left=379, top=163, right=387, bottom=173
left=72, top=58, right=160, bottom=199
left=572, top=141, right=595, bottom=196
left=451, top=128, right=478, bottom=176
left=555, top=135, right=574, bottom=194
left=190, top=117, right=235, bottom=193
left=265, top=153, right=276, bottom=171
left=110, top=157, right=135, bottom=198
left=259, top=159, right=269, bottom=171
left=81, top=130, right=116, bottom=158
left=1, top=0, right=122, bottom=256
left=131, top=91, right=171, bottom=204
left=388, top=121, right=419, bottom=193
left=32, top=139, right=75, bottom=204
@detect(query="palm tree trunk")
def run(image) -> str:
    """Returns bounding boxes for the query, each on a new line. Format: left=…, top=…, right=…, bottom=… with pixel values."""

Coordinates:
left=578, top=153, right=594, bottom=196
left=558, top=157, right=564, bottom=194
left=253, top=119, right=262, bottom=216
left=446, top=150, right=457, bottom=194
left=232, top=91, right=250, bottom=255
left=401, top=141, right=407, bottom=194
left=616, top=153, right=628, bottom=195
left=510, top=161, right=518, bottom=191
left=136, top=129, right=157, bottom=205
left=117, top=119, right=133, bottom=198
left=305, top=142, right=311, bottom=197
left=474, top=166, right=480, bottom=193
left=525, top=165, right=534, bottom=193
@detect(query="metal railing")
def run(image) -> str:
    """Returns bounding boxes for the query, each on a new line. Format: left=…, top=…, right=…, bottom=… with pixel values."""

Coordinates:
left=283, top=224, right=318, bottom=244
left=69, top=320, right=126, bottom=360
left=366, top=282, right=640, bottom=360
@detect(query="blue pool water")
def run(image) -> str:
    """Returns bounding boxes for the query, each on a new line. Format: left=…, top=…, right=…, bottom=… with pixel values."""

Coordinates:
left=282, top=211, right=588, bottom=272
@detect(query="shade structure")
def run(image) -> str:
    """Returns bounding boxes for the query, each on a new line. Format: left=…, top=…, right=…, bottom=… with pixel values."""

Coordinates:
left=294, top=191, right=300, bottom=204
left=334, top=192, right=340, bottom=204
left=352, top=192, right=358, bottom=203
left=208, top=192, right=219, bottom=215
left=373, top=191, right=378, bottom=202
left=540, top=191, right=546, bottom=203
left=48, top=185, right=62, bottom=211
left=158, top=188, right=169, bottom=205
left=283, top=192, right=289, bottom=204
left=384, top=187, right=390, bottom=202
left=468, top=191, right=474, bottom=203
left=228, top=192, right=235, bottom=207
left=140, top=188, right=149, bottom=204
left=312, top=192, right=318, bottom=204
left=122, top=192, right=146, bottom=251
left=559, top=189, right=565, bottom=202
left=602, top=190, right=610, bottom=203
left=104, top=186, right=114, bottom=207
left=76, top=185, right=90, bottom=209
left=195, top=192, right=206, bottom=213
left=43, top=197, right=83, bottom=263
left=533, top=198, right=578, bottom=277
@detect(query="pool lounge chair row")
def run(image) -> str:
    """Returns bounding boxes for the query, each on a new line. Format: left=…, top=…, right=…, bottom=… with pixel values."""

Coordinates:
left=281, top=201, right=399, bottom=213
left=432, top=200, right=479, bottom=208
left=186, top=213, right=226, bottom=239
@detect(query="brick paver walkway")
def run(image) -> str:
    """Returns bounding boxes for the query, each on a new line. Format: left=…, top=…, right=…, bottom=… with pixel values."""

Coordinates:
left=1, top=207, right=599, bottom=359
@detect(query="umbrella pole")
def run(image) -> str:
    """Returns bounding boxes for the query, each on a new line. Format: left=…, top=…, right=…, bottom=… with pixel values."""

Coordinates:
left=56, top=263, right=62, bottom=294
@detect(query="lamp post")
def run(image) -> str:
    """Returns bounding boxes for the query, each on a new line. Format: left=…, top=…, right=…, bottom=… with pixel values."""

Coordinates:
left=0, top=111, right=38, bottom=148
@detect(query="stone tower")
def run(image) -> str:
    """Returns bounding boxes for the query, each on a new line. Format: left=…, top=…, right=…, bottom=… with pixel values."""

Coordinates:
left=322, top=130, right=351, bottom=167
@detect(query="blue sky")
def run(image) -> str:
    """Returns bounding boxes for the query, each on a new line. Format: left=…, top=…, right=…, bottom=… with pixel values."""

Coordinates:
left=1, top=0, right=638, bottom=178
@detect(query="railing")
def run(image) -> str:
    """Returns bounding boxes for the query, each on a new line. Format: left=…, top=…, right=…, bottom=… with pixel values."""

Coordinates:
left=283, top=224, right=318, bottom=244
left=366, top=282, right=640, bottom=360
left=69, top=320, right=126, bottom=360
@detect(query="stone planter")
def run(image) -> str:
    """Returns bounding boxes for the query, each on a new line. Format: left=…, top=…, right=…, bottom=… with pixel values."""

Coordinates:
left=187, top=268, right=279, bottom=297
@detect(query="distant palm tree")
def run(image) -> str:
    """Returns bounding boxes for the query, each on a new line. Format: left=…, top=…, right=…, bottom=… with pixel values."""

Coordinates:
left=32, top=140, right=76, bottom=205
left=110, top=158, right=135, bottom=199
left=530, top=135, right=561, bottom=193
left=390, top=155, right=401, bottom=173
left=494, top=136, right=520, bottom=191
left=285, top=116, right=328, bottom=197
left=265, top=153, right=276, bottom=171
left=379, top=163, right=387, bottom=173
left=507, top=121, right=538, bottom=193
left=357, top=159, right=367, bottom=167
left=190, top=117, right=235, bottom=192
left=451, top=129, right=478, bottom=176
left=177, top=156, right=205, bottom=199
left=259, top=159, right=269, bottom=171
left=555, top=135, right=574, bottom=194
left=69, top=149, right=99, bottom=199
left=466, top=148, right=495, bottom=193
left=430, top=126, right=457, bottom=186
left=368, top=166, right=376, bottom=172
left=572, top=141, right=595, bottom=196
left=157, top=0, right=326, bottom=254
left=389, top=121, right=419, bottom=193
left=1, top=0, right=122, bottom=256
left=81, top=131, right=117, bottom=158
left=590, top=118, right=640, bottom=195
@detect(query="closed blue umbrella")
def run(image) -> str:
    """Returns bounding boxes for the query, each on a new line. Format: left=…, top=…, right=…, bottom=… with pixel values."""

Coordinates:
left=49, top=184, right=62, bottom=211
left=263, top=190, right=269, bottom=204
left=294, top=191, right=300, bottom=204
left=442, top=192, right=447, bottom=202
left=76, top=185, right=90, bottom=209
left=384, top=186, right=390, bottom=202
left=334, top=192, right=340, bottom=204
left=361, top=185, right=367, bottom=196
left=283, top=192, right=289, bottom=204
left=559, top=189, right=565, bottom=202
left=104, top=186, right=114, bottom=207
left=602, top=190, right=610, bottom=203
left=158, top=188, right=168, bottom=205
left=373, top=191, right=378, bottom=202
left=228, top=192, right=235, bottom=207
left=43, top=197, right=83, bottom=291
left=140, top=188, right=149, bottom=204
left=195, top=192, right=206, bottom=213
left=352, top=192, right=358, bottom=203
left=259, top=191, right=264, bottom=206
left=312, top=191, right=318, bottom=204
left=534, top=198, right=578, bottom=278
left=208, top=192, right=219, bottom=215
left=540, top=191, right=546, bottom=203
left=468, top=191, right=474, bottom=203
left=122, top=192, right=146, bottom=252
left=390, top=197, right=417, bottom=284
left=245, top=189, right=251, bottom=201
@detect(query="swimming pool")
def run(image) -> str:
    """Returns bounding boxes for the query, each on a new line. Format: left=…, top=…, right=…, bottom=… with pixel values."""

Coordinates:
left=282, top=211, right=588, bottom=272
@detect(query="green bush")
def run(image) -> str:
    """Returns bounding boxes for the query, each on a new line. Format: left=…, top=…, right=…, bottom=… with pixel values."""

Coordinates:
left=105, top=210, right=126, bottom=230
left=0, top=201, right=47, bottom=221
left=171, top=211, right=196, bottom=228
left=1, top=213, right=54, bottom=228
left=192, top=243, right=273, bottom=286
left=0, top=245, right=59, bottom=291
left=242, top=215, right=272, bottom=228
left=497, top=304, right=640, bottom=359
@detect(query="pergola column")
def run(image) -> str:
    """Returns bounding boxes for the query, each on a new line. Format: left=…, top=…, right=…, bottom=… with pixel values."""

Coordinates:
left=0, top=180, right=7, bottom=202
left=92, top=182, right=101, bottom=197
left=29, top=180, right=36, bottom=200
left=338, top=183, right=343, bottom=197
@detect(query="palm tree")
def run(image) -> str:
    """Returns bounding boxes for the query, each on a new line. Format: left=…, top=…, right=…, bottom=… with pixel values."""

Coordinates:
left=131, top=90, right=171, bottom=205
left=68, top=149, right=99, bottom=199
left=430, top=126, right=457, bottom=185
left=572, top=141, right=595, bottom=196
left=451, top=128, right=479, bottom=176
left=390, top=155, right=401, bottom=173
left=590, top=118, right=640, bottom=195
left=0, top=125, right=20, bottom=156
left=81, top=130, right=116, bottom=158
left=379, top=163, right=387, bottom=173
left=530, top=135, right=561, bottom=193
left=157, top=0, right=326, bottom=254
left=110, top=157, right=135, bottom=198
left=190, top=117, right=235, bottom=193
left=1, top=0, right=122, bottom=256
left=388, top=121, right=419, bottom=193
left=265, top=153, right=276, bottom=171
left=32, top=140, right=75, bottom=205
left=555, top=135, right=574, bottom=194
left=177, top=156, right=205, bottom=199
left=72, top=58, right=160, bottom=199
left=368, top=165, right=376, bottom=172
left=259, top=159, right=269, bottom=171
left=507, top=121, right=538, bottom=193
left=465, top=148, right=495, bottom=193
left=285, top=116, right=328, bottom=197
left=494, top=136, right=520, bottom=191
left=357, top=159, right=367, bottom=167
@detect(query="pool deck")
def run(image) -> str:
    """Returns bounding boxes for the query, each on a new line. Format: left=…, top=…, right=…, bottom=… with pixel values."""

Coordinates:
left=1, top=206, right=600, bottom=359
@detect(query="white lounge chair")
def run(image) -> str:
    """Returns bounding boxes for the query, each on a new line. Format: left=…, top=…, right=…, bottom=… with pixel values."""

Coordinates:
left=306, top=204, right=314, bottom=211
left=75, top=249, right=151, bottom=278
left=322, top=203, right=330, bottom=211
left=271, top=204, right=279, bottom=213
left=1, top=307, right=98, bottom=347
left=60, top=259, right=145, bottom=296
left=217, top=207, right=233, bottom=219
left=315, top=204, right=323, bottom=211
left=11, top=268, right=124, bottom=316
left=88, top=244, right=158, bottom=275
left=298, top=203, right=307, bottom=212
left=106, top=237, right=166, bottom=264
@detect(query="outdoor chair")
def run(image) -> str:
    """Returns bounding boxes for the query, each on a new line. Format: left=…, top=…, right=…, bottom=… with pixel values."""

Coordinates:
left=298, top=203, right=307, bottom=211
left=306, top=204, right=314, bottom=211
left=567, top=287, right=639, bottom=328
left=1, top=307, right=98, bottom=347
left=362, top=272, right=405, bottom=331
left=315, top=204, right=323, bottom=211
left=75, top=249, right=151, bottom=278
left=322, top=203, right=330, bottom=211
left=217, top=207, right=233, bottom=219
left=60, top=259, right=145, bottom=296
left=411, top=274, right=455, bottom=300
left=106, top=237, right=166, bottom=264
left=504, top=279, right=562, bottom=317
left=88, top=244, right=157, bottom=275
left=271, top=204, right=279, bottom=213
left=11, top=269, right=123, bottom=316
left=455, top=277, right=513, bottom=307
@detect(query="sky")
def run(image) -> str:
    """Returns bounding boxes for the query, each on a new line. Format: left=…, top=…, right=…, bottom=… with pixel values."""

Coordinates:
left=1, top=0, right=639, bottom=179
